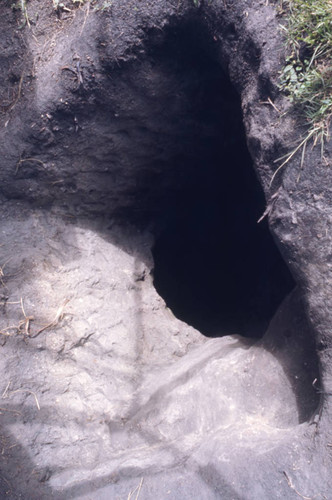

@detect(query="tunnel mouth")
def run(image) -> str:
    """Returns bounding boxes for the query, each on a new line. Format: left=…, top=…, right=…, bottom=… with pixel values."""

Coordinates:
left=146, top=20, right=295, bottom=338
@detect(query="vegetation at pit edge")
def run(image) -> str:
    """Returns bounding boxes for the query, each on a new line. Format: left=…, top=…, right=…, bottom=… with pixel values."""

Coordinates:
left=274, top=0, right=332, bottom=182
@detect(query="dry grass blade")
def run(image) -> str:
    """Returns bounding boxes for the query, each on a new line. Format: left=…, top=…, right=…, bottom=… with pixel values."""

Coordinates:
left=8, top=73, right=24, bottom=112
left=127, top=478, right=144, bottom=500
left=15, top=157, right=45, bottom=175
left=9, top=389, right=40, bottom=410
left=0, top=407, right=22, bottom=416
left=2, top=381, right=11, bottom=399
left=0, top=266, right=5, bottom=287
left=260, top=96, right=282, bottom=113
left=0, top=258, right=12, bottom=287
left=0, top=297, right=34, bottom=337
left=81, top=1, right=90, bottom=34
left=0, top=328, right=13, bottom=337
left=270, top=127, right=318, bottom=186
left=33, top=299, right=70, bottom=337
left=19, top=0, right=30, bottom=28
left=0, top=298, right=69, bottom=340
left=18, top=297, right=34, bottom=336
left=0, top=476, right=12, bottom=494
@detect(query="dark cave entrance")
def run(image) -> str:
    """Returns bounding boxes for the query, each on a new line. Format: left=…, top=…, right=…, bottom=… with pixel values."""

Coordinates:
left=145, top=21, right=295, bottom=338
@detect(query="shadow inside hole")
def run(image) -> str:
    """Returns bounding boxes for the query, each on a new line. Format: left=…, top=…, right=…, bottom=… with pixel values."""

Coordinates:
left=150, top=21, right=295, bottom=338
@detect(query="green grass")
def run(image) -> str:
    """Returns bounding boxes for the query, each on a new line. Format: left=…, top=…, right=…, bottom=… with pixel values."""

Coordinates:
left=273, top=0, right=332, bottom=183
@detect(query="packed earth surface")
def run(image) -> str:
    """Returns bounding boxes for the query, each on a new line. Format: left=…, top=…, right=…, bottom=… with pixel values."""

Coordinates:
left=0, top=0, right=331, bottom=498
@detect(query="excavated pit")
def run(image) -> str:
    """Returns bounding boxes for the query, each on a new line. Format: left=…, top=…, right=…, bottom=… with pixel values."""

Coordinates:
left=147, top=22, right=295, bottom=337
left=0, top=4, right=328, bottom=498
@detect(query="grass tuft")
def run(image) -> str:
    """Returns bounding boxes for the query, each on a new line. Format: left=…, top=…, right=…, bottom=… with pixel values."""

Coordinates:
left=274, top=0, right=332, bottom=183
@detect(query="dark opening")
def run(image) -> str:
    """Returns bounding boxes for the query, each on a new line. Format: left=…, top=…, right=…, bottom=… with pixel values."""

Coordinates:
left=149, top=21, right=295, bottom=338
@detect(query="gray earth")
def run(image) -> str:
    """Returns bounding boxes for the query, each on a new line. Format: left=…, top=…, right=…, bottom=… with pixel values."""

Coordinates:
left=0, top=0, right=331, bottom=498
